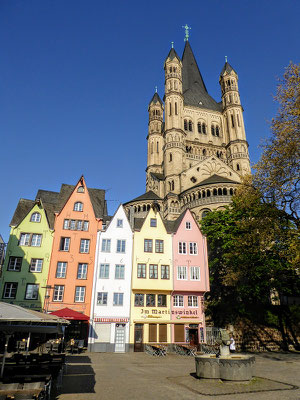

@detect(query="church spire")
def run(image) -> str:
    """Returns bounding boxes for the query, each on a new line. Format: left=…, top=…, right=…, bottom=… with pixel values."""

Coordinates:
left=182, top=41, right=207, bottom=93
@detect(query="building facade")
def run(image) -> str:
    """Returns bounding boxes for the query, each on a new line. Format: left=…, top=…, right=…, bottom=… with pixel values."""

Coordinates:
left=124, top=39, right=250, bottom=221
left=1, top=199, right=55, bottom=311
left=89, top=205, right=133, bottom=352
left=129, top=207, right=173, bottom=351
left=171, top=209, right=209, bottom=345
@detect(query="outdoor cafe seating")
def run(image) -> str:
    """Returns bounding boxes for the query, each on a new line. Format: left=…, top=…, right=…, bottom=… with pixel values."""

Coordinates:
left=145, top=343, right=167, bottom=356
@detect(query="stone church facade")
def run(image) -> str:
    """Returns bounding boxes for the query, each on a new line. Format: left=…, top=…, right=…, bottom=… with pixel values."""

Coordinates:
left=124, top=40, right=250, bottom=221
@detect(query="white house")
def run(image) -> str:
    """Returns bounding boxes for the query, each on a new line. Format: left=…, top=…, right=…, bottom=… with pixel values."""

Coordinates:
left=88, top=205, right=133, bottom=352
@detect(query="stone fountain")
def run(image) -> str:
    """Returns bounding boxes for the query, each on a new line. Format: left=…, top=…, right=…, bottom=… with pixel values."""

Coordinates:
left=195, top=329, right=255, bottom=381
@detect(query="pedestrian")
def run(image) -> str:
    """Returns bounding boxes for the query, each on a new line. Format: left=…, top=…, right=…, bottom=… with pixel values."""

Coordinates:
left=230, top=335, right=236, bottom=353
left=70, top=338, right=75, bottom=354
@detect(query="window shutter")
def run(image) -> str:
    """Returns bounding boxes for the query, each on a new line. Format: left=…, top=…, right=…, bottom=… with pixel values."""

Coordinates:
left=149, top=324, right=157, bottom=342
left=174, top=324, right=185, bottom=342
left=159, top=324, right=167, bottom=343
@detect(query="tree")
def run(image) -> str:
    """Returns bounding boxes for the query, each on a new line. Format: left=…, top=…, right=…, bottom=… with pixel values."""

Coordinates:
left=201, top=184, right=300, bottom=349
left=254, top=62, right=300, bottom=227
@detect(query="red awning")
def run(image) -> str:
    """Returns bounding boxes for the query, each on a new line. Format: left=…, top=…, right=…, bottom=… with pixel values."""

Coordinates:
left=50, top=308, right=89, bottom=321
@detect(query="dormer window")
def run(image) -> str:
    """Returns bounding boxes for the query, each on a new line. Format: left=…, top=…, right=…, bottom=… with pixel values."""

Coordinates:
left=74, top=202, right=83, bottom=212
left=30, top=212, right=41, bottom=223
left=77, top=186, right=84, bottom=193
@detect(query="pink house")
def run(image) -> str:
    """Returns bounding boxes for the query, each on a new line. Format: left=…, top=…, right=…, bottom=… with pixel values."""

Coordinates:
left=171, top=209, right=210, bottom=346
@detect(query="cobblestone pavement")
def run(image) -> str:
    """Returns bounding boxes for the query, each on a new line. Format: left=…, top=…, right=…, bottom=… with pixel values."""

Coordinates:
left=54, top=352, right=300, bottom=400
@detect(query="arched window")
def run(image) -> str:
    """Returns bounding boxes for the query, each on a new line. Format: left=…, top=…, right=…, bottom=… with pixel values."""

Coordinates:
left=169, top=67, right=172, bottom=73
left=143, top=205, right=146, bottom=211
left=202, top=123, right=206, bottom=134
left=236, top=163, right=240, bottom=171
left=237, top=113, right=240, bottom=127
left=211, top=125, right=215, bottom=136
left=74, top=202, right=83, bottom=212
left=151, top=142, right=153, bottom=154
left=169, top=153, right=172, bottom=162
left=188, top=120, right=193, bottom=131
left=223, top=188, right=227, bottom=195
left=207, top=190, right=211, bottom=197
left=175, top=102, right=178, bottom=115
left=184, top=119, right=188, bottom=130
left=218, top=188, right=222, bottom=195
left=202, top=191, right=206, bottom=198
left=171, top=181, right=175, bottom=191
left=156, top=141, right=159, bottom=153
left=230, top=188, right=234, bottom=196
left=30, top=212, right=41, bottom=222
left=197, top=122, right=202, bottom=133
left=138, top=206, right=141, bottom=212
left=216, top=126, right=220, bottom=137
left=203, top=149, right=206, bottom=156
left=169, top=102, right=172, bottom=116
left=134, top=206, right=137, bottom=212
left=213, top=189, right=217, bottom=196
left=77, top=186, right=84, bottom=193
left=147, top=204, right=150, bottom=210
left=202, top=210, right=210, bottom=219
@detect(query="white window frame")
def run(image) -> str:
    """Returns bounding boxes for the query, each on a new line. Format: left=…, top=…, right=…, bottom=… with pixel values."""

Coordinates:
left=113, top=292, right=124, bottom=306
left=116, top=219, right=123, bottom=228
left=31, top=234, right=42, bottom=247
left=190, top=266, right=200, bottom=281
left=188, top=295, right=198, bottom=307
left=3, top=282, right=18, bottom=299
left=56, top=262, right=67, bottom=278
left=53, top=285, right=64, bottom=302
left=185, top=221, right=191, bottom=230
left=178, top=241, right=187, bottom=254
left=177, top=266, right=187, bottom=280
left=173, top=295, right=184, bottom=307
left=30, top=212, right=41, bottom=222
left=8, top=257, right=22, bottom=272
left=189, top=242, right=198, bottom=255
left=60, top=237, right=70, bottom=251
left=137, top=263, right=146, bottom=278
left=115, top=264, right=125, bottom=279
left=25, top=284, right=39, bottom=300
left=101, top=239, right=111, bottom=252
left=161, top=265, right=169, bottom=279
left=149, top=264, right=158, bottom=279
left=74, top=202, right=83, bottom=211
left=99, top=263, right=109, bottom=279
left=77, top=263, right=88, bottom=279
left=80, top=239, right=90, bottom=253
left=30, top=258, right=43, bottom=273
left=116, top=239, right=126, bottom=253
left=97, top=292, right=108, bottom=305
left=75, top=286, right=86, bottom=302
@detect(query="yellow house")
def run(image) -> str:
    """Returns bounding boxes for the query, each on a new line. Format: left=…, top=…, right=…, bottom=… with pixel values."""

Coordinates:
left=129, top=206, right=173, bottom=351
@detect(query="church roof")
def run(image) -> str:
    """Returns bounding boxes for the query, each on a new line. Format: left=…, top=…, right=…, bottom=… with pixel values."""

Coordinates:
left=220, top=61, right=237, bottom=76
left=182, top=41, right=222, bottom=112
left=180, top=174, right=238, bottom=195
left=124, top=190, right=162, bottom=204
left=165, top=47, right=181, bottom=63
left=148, top=92, right=163, bottom=107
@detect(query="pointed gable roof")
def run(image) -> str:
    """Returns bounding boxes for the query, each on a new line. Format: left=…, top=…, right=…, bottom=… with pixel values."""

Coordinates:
left=164, top=47, right=181, bottom=64
left=182, top=41, right=222, bottom=112
left=148, top=92, right=163, bottom=107
left=124, top=190, right=162, bottom=204
left=220, top=61, right=237, bottom=76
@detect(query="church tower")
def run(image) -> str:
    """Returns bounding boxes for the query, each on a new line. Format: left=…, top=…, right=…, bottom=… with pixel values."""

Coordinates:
left=219, top=61, right=251, bottom=175
left=124, top=29, right=251, bottom=222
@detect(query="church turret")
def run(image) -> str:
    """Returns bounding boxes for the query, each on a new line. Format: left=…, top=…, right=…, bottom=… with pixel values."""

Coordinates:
left=163, top=44, right=185, bottom=195
left=220, top=59, right=251, bottom=175
left=146, top=92, right=164, bottom=193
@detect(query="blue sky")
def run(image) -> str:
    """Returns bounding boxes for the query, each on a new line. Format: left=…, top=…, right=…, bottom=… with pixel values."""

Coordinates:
left=0, top=0, right=299, bottom=241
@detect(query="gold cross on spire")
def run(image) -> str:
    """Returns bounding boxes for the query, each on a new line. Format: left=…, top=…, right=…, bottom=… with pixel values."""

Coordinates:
left=182, top=24, right=191, bottom=41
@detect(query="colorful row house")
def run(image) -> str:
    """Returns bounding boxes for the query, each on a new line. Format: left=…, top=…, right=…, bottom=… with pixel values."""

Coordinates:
left=1, top=176, right=108, bottom=343
left=88, top=205, right=209, bottom=352
left=89, top=205, right=133, bottom=352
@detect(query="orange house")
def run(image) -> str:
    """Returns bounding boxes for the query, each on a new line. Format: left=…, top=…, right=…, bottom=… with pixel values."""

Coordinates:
left=45, top=177, right=107, bottom=332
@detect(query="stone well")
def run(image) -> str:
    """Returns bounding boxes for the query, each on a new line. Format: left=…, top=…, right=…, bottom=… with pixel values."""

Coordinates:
left=195, top=355, right=255, bottom=381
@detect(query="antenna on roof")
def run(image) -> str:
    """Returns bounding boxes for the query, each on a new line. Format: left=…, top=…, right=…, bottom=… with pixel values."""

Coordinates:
left=182, top=24, right=191, bottom=41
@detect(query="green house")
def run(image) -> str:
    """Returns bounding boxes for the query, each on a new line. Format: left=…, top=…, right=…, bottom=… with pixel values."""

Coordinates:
left=0, top=198, right=55, bottom=311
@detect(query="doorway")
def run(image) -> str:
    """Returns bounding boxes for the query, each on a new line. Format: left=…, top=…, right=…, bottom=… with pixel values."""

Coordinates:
left=134, top=324, right=143, bottom=352
left=115, top=324, right=126, bottom=353
left=189, top=324, right=199, bottom=346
